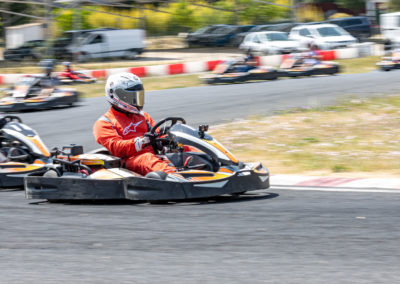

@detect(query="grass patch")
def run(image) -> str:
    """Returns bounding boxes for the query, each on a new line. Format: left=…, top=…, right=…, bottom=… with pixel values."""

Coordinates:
left=334, top=56, right=380, bottom=74
left=74, top=74, right=203, bottom=98
left=209, top=94, right=400, bottom=177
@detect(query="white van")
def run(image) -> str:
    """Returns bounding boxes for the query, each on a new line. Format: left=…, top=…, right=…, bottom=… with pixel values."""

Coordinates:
left=380, top=12, right=400, bottom=47
left=68, top=29, right=146, bottom=62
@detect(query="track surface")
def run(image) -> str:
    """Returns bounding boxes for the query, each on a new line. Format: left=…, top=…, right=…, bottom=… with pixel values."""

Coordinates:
left=2, top=188, right=400, bottom=283
left=2, top=71, right=400, bottom=282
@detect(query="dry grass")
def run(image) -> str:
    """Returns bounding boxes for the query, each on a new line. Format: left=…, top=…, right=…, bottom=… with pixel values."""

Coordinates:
left=334, top=56, right=381, bottom=74
left=209, top=95, right=400, bottom=177
left=74, top=74, right=202, bottom=97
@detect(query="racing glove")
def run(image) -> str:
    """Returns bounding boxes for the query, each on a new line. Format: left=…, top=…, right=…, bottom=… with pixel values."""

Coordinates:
left=134, top=136, right=150, bottom=152
left=144, top=132, right=157, bottom=145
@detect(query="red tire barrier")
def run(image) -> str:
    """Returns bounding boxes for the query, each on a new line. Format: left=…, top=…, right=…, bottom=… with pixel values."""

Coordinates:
left=319, top=50, right=336, bottom=61
left=129, top=67, right=147, bottom=77
left=91, top=69, right=107, bottom=78
left=168, top=63, right=185, bottom=75
left=207, top=60, right=223, bottom=71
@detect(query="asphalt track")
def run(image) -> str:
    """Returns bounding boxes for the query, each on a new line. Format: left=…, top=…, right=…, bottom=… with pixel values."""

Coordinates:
left=1, top=70, right=400, bottom=283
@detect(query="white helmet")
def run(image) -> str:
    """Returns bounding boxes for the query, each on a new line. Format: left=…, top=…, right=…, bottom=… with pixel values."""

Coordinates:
left=105, top=72, right=145, bottom=114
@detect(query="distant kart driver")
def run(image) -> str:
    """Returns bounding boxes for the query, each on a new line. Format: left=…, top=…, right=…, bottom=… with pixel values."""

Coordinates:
left=62, top=61, right=80, bottom=80
left=93, top=72, right=196, bottom=176
left=303, top=44, right=321, bottom=66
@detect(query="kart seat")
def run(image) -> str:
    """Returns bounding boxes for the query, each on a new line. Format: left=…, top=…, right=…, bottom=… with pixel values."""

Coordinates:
left=164, top=152, right=218, bottom=172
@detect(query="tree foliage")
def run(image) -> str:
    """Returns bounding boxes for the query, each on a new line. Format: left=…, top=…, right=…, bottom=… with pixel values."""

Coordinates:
left=51, top=0, right=290, bottom=36
left=55, top=9, right=93, bottom=33
left=337, top=0, right=365, bottom=12
left=389, top=0, right=400, bottom=11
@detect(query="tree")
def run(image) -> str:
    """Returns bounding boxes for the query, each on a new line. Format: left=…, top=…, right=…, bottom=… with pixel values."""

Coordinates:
left=54, top=9, right=93, bottom=33
left=337, top=0, right=365, bottom=13
left=389, top=0, right=400, bottom=11
left=0, top=2, right=31, bottom=39
left=167, top=1, right=196, bottom=33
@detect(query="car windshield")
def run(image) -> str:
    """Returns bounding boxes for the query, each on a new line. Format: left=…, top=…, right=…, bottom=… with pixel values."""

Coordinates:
left=250, top=25, right=270, bottom=32
left=211, top=27, right=234, bottom=34
left=21, top=42, right=34, bottom=48
left=263, top=33, right=289, bottom=41
left=194, top=27, right=211, bottom=34
left=316, top=27, right=347, bottom=37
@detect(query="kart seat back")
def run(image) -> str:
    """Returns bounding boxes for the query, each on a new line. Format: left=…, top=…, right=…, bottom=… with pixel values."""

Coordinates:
left=164, top=152, right=219, bottom=172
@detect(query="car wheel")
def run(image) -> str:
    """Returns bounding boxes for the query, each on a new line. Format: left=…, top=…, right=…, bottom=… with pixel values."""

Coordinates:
left=125, top=50, right=138, bottom=60
left=77, top=53, right=90, bottom=63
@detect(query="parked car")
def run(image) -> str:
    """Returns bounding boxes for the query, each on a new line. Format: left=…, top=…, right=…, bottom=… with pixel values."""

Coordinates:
left=232, top=25, right=273, bottom=47
left=326, top=16, right=372, bottom=40
left=289, top=23, right=358, bottom=50
left=185, top=25, right=228, bottom=47
left=232, top=23, right=298, bottom=47
left=51, top=28, right=119, bottom=59
left=240, top=31, right=302, bottom=55
left=67, top=29, right=146, bottom=62
left=198, top=25, right=255, bottom=47
left=3, top=40, right=45, bottom=61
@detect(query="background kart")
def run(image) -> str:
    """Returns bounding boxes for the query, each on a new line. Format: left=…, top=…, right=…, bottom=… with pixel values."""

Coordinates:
left=0, top=115, right=52, bottom=187
left=0, top=75, right=78, bottom=112
left=376, top=57, right=400, bottom=71
left=201, top=59, right=278, bottom=84
left=25, top=117, right=270, bottom=202
left=57, top=71, right=97, bottom=84
left=279, top=57, right=340, bottom=77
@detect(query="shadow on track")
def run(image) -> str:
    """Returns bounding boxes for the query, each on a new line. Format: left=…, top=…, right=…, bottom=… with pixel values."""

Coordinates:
left=28, top=190, right=279, bottom=206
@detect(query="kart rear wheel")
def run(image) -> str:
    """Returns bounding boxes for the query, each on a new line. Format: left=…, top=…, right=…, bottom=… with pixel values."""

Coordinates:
left=43, top=169, right=60, bottom=178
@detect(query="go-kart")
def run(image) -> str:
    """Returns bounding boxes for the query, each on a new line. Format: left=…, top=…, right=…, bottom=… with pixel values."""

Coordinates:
left=0, top=75, right=79, bottom=112
left=201, top=58, right=278, bottom=84
left=279, top=56, right=340, bottom=77
left=376, top=52, right=400, bottom=71
left=57, top=70, right=97, bottom=84
left=25, top=117, right=270, bottom=202
left=0, top=115, right=52, bottom=187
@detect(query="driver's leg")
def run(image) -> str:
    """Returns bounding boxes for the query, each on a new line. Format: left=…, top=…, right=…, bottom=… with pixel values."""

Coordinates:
left=126, top=152, right=176, bottom=176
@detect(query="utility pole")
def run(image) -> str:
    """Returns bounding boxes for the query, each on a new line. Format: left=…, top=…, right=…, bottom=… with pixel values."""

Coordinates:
left=291, top=0, right=297, bottom=23
left=72, top=0, right=82, bottom=31
left=45, top=0, right=53, bottom=56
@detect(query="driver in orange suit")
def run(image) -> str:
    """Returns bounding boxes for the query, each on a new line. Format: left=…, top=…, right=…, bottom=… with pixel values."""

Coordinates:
left=93, top=72, right=196, bottom=176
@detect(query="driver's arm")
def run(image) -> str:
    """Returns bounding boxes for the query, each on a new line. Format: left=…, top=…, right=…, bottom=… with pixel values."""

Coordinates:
left=93, top=119, right=142, bottom=158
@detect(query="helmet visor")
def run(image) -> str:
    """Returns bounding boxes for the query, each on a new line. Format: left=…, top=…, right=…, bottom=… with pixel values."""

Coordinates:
left=114, top=85, right=144, bottom=108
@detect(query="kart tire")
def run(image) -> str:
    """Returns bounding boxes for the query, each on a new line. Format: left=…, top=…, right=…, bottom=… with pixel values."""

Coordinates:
left=43, top=169, right=60, bottom=178
left=145, top=171, right=167, bottom=180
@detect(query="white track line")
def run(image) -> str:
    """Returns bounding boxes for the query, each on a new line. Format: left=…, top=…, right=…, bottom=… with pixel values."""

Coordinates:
left=270, top=185, right=400, bottom=194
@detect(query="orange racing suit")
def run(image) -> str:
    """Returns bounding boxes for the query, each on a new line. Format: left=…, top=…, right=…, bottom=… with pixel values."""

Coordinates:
left=93, top=107, right=194, bottom=176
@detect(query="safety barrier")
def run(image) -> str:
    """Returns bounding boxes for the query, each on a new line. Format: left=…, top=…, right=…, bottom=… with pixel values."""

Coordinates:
left=0, top=44, right=385, bottom=84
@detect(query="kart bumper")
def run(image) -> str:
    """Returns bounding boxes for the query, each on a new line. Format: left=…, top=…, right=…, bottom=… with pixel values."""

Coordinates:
left=0, top=94, right=78, bottom=112
left=0, top=168, right=47, bottom=188
left=202, top=71, right=278, bottom=84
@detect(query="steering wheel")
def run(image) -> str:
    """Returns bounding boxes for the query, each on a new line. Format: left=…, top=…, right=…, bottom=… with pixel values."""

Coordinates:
left=0, top=115, right=22, bottom=129
left=148, top=117, right=186, bottom=153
